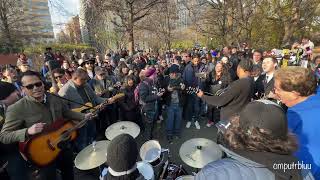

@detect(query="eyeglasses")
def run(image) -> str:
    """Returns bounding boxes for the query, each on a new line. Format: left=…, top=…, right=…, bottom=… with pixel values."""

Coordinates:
left=23, top=82, right=43, bottom=90
left=54, top=75, right=63, bottom=79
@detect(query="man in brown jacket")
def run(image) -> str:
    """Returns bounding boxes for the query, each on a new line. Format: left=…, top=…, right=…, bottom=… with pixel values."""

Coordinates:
left=0, top=71, right=91, bottom=180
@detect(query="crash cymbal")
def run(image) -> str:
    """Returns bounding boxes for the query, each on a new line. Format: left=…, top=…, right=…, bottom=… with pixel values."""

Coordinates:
left=179, top=138, right=222, bottom=169
left=74, top=140, right=110, bottom=170
left=105, top=121, right=140, bottom=140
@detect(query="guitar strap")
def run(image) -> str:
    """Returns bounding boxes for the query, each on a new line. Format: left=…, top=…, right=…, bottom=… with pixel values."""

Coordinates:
left=50, top=93, right=94, bottom=109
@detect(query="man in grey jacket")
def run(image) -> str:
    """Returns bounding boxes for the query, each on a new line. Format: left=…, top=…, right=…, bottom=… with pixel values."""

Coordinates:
left=58, top=68, right=107, bottom=151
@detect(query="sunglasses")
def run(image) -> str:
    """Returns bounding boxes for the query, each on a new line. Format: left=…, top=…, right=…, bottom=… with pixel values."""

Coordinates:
left=23, top=82, right=43, bottom=90
left=86, top=62, right=94, bottom=65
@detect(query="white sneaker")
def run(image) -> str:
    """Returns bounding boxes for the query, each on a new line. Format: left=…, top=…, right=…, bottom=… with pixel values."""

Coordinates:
left=186, top=121, right=191, bottom=128
left=195, top=121, right=201, bottom=129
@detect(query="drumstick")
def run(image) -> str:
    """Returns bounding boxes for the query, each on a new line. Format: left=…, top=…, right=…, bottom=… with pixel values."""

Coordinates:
left=159, top=160, right=169, bottom=180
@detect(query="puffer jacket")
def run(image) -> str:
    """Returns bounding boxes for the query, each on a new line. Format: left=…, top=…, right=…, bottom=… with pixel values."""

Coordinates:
left=138, top=78, right=160, bottom=113
left=196, top=145, right=314, bottom=180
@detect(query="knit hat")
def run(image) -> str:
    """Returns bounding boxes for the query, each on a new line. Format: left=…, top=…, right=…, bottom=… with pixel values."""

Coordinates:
left=239, top=100, right=288, bottom=139
left=145, top=67, right=156, bottom=77
left=107, top=134, right=138, bottom=173
left=169, top=64, right=180, bottom=74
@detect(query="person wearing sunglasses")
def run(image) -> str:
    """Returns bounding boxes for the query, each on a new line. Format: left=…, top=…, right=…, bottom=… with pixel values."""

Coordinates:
left=82, top=58, right=95, bottom=79
left=0, top=70, right=92, bottom=180
left=49, top=68, right=68, bottom=94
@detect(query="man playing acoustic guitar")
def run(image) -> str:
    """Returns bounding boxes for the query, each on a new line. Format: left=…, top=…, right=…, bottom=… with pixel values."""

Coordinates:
left=0, top=71, right=92, bottom=180
left=58, top=68, right=113, bottom=151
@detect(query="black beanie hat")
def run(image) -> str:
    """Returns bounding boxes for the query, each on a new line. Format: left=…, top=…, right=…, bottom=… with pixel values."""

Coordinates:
left=239, top=99, right=288, bottom=139
left=107, top=134, right=138, bottom=172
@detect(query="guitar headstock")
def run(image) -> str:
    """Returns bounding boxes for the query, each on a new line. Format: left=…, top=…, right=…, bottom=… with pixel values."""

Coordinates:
left=92, top=93, right=125, bottom=115
left=110, top=93, right=125, bottom=101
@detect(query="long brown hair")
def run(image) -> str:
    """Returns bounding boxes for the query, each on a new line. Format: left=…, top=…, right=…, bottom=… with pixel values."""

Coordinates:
left=224, top=117, right=298, bottom=154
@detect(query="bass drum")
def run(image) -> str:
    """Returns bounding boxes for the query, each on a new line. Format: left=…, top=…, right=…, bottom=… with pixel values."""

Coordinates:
left=175, top=175, right=195, bottom=180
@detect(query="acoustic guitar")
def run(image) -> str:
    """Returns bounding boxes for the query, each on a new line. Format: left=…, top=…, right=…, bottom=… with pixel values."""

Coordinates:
left=19, top=93, right=124, bottom=167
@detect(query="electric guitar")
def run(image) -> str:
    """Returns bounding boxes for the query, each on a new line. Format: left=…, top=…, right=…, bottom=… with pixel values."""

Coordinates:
left=19, top=93, right=124, bottom=167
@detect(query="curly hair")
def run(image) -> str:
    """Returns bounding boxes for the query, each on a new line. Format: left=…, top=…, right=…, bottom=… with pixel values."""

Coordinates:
left=224, top=117, right=298, bottom=154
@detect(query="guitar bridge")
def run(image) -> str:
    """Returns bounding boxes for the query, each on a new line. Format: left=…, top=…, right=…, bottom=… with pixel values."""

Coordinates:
left=47, top=139, right=55, bottom=151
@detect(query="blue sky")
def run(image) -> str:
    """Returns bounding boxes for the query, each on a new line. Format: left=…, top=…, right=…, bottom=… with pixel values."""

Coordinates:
left=49, top=0, right=80, bottom=36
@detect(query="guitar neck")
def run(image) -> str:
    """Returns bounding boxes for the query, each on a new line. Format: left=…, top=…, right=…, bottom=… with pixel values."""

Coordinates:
left=68, top=93, right=124, bottom=132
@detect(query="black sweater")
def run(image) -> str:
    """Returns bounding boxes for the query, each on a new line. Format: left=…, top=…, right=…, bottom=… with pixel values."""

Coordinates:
left=201, top=77, right=254, bottom=120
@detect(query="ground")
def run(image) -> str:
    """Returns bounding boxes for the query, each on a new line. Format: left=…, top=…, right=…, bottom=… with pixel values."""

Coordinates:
left=75, top=118, right=218, bottom=180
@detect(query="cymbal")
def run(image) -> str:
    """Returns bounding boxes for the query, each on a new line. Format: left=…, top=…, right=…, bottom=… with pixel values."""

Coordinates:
left=179, top=138, right=222, bottom=169
left=105, top=121, right=140, bottom=140
left=74, top=140, right=110, bottom=170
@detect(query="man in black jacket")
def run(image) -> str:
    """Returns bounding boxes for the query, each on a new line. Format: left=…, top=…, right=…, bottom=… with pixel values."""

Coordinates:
left=164, top=65, right=185, bottom=143
left=254, top=56, right=278, bottom=99
left=197, top=59, right=254, bottom=124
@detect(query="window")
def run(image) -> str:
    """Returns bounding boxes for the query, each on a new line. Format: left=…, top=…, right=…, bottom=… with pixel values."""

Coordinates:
left=33, top=2, right=48, bottom=7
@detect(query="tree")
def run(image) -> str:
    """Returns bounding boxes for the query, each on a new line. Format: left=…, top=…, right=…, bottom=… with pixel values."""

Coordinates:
left=137, top=0, right=179, bottom=50
left=0, top=0, right=25, bottom=52
left=92, top=0, right=165, bottom=55
left=198, top=0, right=320, bottom=49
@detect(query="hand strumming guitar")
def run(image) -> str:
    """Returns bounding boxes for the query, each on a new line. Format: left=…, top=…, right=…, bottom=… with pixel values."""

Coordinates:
left=27, top=123, right=46, bottom=135
left=197, top=90, right=204, bottom=98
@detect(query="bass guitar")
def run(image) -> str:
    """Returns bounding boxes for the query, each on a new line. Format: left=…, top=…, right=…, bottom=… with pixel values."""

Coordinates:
left=19, top=93, right=124, bottom=167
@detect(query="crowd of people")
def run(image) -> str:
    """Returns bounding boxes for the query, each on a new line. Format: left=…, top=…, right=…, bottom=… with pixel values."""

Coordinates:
left=0, top=37, right=319, bottom=180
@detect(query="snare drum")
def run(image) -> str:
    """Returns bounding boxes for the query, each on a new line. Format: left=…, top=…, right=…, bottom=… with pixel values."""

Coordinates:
left=175, top=175, right=195, bottom=180
left=140, top=140, right=162, bottom=166
left=99, top=161, right=154, bottom=180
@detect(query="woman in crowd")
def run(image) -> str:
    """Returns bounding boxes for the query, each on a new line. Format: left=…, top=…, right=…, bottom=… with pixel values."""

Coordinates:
left=206, top=62, right=233, bottom=127
left=119, top=76, right=141, bottom=126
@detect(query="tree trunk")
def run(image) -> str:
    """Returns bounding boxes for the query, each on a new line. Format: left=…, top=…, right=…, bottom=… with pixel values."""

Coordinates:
left=128, top=3, right=134, bottom=56
left=281, top=2, right=301, bottom=46
left=128, top=27, right=134, bottom=55
left=0, top=3, right=13, bottom=52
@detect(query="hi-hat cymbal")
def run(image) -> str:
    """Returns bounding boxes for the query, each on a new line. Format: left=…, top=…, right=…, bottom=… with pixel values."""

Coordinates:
left=105, top=121, right=140, bottom=140
left=179, top=138, right=222, bottom=169
left=74, top=140, right=110, bottom=170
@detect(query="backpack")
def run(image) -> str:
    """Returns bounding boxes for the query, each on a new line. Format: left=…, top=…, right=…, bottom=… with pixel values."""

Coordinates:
left=134, top=81, right=148, bottom=105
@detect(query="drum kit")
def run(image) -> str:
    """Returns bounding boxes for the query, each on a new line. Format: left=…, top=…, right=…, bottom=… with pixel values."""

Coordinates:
left=74, top=121, right=223, bottom=180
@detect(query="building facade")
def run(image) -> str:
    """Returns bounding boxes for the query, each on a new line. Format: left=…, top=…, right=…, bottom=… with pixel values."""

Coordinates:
left=21, top=0, right=55, bottom=44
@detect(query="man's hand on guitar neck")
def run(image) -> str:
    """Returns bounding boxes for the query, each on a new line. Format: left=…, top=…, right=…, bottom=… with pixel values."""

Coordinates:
left=27, top=123, right=46, bottom=135
left=107, top=97, right=115, bottom=104
left=84, top=113, right=95, bottom=120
